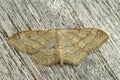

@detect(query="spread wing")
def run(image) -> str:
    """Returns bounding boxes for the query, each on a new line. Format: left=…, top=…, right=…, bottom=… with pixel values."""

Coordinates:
left=8, top=28, right=108, bottom=65
left=7, top=30, right=59, bottom=65
left=62, top=28, right=108, bottom=65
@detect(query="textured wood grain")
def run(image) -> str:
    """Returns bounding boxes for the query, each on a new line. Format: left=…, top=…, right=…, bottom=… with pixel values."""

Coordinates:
left=7, top=28, right=108, bottom=65
left=0, top=0, right=120, bottom=80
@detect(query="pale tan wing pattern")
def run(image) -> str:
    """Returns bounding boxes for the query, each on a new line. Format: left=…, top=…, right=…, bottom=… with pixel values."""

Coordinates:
left=8, top=28, right=108, bottom=65
left=8, top=30, right=59, bottom=65
left=62, top=28, right=108, bottom=65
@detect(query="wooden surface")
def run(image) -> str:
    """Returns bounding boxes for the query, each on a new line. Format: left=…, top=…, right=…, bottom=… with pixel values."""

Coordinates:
left=0, top=0, right=120, bottom=80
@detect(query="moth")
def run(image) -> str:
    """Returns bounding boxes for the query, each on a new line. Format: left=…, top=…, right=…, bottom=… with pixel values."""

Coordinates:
left=7, top=28, right=108, bottom=65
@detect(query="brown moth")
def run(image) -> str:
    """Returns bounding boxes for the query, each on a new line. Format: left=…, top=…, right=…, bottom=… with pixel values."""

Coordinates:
left=7, top=28, right=108, bottom=65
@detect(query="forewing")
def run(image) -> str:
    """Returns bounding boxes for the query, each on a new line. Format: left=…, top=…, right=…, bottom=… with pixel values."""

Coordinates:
left=62, top=28, right=108, bottom=65
left=8, top=30, right=59, bottom=65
